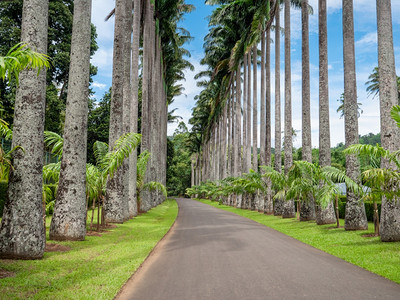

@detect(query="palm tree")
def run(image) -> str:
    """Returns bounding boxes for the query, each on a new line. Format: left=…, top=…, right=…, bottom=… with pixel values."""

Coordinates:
left=0, top=0, right=49, bottom=259
left=49, top=0, right=92, bottom=241
left=265, top=29, right=273, bottom=214
left=121, top=0, right=133, bottom=218
left=252, top=44, right=258, bottom=173
left=105, top=0, right=128, bottom=222
left=299, top=0, right=315, bottom=221
left=243, top=53, right=248, bottom=175
left=129, top=0, right=141, bottom=218
left=317, top=0, right=337, bottom=225
left=274, top=4, right=283, bottom=216
left=342, top=0, right=368, bottom=230
left=282, top=0, right=295, bottom=218
left=376, top=0, right=400, bottom=241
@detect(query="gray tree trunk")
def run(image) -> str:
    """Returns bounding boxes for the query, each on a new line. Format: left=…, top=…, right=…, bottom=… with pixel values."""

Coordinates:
left=247, top=51, right=252, bottom=173
left=252, top=44, right=258, bottom=172
left=259, top=31, right=266, bottom=212
left=140, top=0, right=152, bottom=212
left=376, top=0, right=400, bottom=242
left=274, top=6, right=283, bottom=216
left=342, top=0, right=368, bottom=230
left=129, top=0, right=141, bottom=217
left=235, top=67, right=242, bottom=178
left=299, top=0, right=315, bottom=221
left=317, top=0, right=337, bottom=225
left=282, top=0, right=295, bottom=218
left=104, top=0, right=127, bottom=222
left=265, top=29, right=273, bottom=214
left=242, top=54, right=248, bottom=175
left=0, top=0, right=48, bottom=259
left=122, top=0, right=133, bottom=218
left=49, top=0, right=92, bottom=240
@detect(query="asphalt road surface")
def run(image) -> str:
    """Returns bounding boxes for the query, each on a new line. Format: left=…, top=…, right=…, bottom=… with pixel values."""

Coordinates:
left=116, top=198, right=400, bottom=300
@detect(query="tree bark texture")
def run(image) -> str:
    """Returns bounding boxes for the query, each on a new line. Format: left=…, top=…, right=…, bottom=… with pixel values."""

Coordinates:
left=299, top=0, right=315, bottom=221
left=274, top=6, right=283, bottom=216
left=49, top=0, right=92, bottom=240
left=342, top=0, right=368, bottom=230
left=317, top=0, right=336, bottom=225
left=0, top=0, right=48, bottom=259
left=235, top=67, right=242, bottom=177
left=105, top=0, right=128, bottom=222
left=242, top=54, right=248, bottom=174
left=252, top=45, right=258, bottom=172
left=282, top=0, right=295, bottom=218
left=129, top=0, right=141, bottom=217
left=376, top=0, right=400, bottom=242
left=246, top=51, right=252, bottom=173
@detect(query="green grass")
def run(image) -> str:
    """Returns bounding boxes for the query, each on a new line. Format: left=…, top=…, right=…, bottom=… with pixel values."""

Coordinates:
left=0, top=199, right=178, bottom=299
left=196, top=198, right=400, bottom=284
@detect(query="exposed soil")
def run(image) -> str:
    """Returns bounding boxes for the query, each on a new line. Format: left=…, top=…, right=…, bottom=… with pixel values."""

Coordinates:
left=0, top=269, right=15, bottom=279
left=45, top=243, right=71, bottom=252
left=327, top=226, right=344, bottom=229
left=87, top=224, right=117, bottom=236
left=86, top=231, right=102, bottom=237
left=361, top=233, right=379, bottom=238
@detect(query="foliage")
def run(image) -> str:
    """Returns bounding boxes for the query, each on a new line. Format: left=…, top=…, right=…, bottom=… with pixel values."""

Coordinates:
left=0, top=199, right=178, bottom=299
left=0, top=43, right=50, bottom=84
left=166, top=122, right=192, bottom=196
left=0, top=0, right=98, bottom=131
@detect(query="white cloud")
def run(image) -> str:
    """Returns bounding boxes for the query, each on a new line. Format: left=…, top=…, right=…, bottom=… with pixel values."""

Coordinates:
left=92, top=81, right=107, bottom=89
left=355, top=32, right=377, bottom=47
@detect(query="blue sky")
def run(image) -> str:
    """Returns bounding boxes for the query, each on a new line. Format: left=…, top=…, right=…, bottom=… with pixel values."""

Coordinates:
left=90, top=0, right=400, bottom=148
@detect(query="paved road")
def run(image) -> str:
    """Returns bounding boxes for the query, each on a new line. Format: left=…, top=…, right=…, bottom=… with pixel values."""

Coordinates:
left=116, top=198, right=400, bottom=300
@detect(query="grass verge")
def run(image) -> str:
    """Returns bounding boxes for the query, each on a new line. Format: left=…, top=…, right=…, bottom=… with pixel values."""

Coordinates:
left=0, top=199, right=178, bottom=299
left=196, top=198, right=400, bottom=284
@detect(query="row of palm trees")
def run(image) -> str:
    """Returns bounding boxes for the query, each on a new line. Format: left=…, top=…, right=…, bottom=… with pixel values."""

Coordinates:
left=189, top=0, right=400, bottom=241
left=0, top=0, right=193, bottom=259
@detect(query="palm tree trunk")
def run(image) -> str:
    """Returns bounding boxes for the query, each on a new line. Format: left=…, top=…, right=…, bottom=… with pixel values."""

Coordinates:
left=274, top=5, right=283, bottom=216
left=49, top=0, right=92, bottom=240
left=0, top=0, right=48, bottom=259
left=376, top=0, right=400, bottom=241
left=282, top=0, right=295, bottom=218
left=252, top=44, right=258, bottom=173
left=140, top=0, right=152, bottom=212
left=342, top=0, right=368, bottom=230
left=235, top=67, right=242, bottom=208
left=265, top=29, right=274, bottom=214
left=247, top=51, right=252, bottom=174
left=243, top=54, right=248, bottom=175
left=105, top=0, right=128, bottom=222
left=260, top=32, right=266, bottom=168
left=299, top=0, right=315, bottom=221
left=129, top=0, right=141, bottom=217
left=317, top=0, right=337, bottom=225
left=122, top=0, right=133, bottom=218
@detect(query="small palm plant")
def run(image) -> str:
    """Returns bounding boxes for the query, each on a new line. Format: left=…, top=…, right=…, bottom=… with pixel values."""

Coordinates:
left=136, top=150, right=167, bottom=213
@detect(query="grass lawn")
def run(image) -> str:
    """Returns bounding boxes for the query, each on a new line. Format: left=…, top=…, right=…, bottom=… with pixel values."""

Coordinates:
left=0, top=199, right=178, bottom=299
left=196, top=198, right=400, bottom=284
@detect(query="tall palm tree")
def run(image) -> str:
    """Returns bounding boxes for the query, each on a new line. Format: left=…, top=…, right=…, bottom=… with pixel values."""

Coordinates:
left=49, top=0, right=92, bottom=240
left=122, top=0, right=133, bottom=217
left=252, top=44, right=258, bottom=172
left=317, top=0, right=337, bottom=225
left=235, top=66, right=242, bottom=206
left=282, top=0, right=295, bottom=218
left=129, top=0, right=141, bottom=218
left=105, top=0, right=128, bottom=222
left=242, top=53, right=248, bottom=174
left=260, top=31, right=266, bottom=168
left=299, top=0, right=315, bottom=221
left=247, top=51, right=252, bottom=174
left=0, top=0, right=49, bottom=259
left=265, top=29, right=273, bottom=214
left=342, top=0, right=368, bottom=230
left=274, top=4, right=283, bottom=216
left=376, top=0, right=400, bottom=241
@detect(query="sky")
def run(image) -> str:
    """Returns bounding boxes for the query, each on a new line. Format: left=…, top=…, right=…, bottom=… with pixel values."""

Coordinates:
left=89, top=0, right=400, bottom=149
